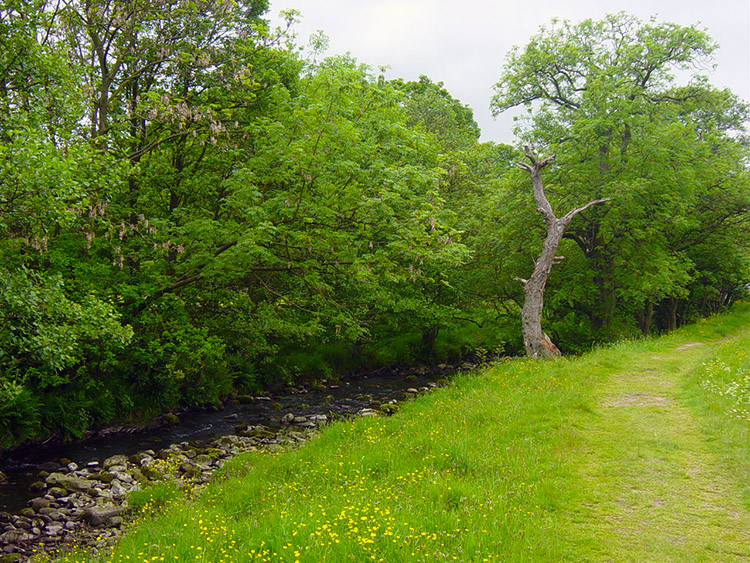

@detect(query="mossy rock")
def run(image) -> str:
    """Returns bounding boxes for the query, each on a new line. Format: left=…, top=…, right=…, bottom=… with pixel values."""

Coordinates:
left=236, top=395, right=255, bottom=404
left=180, top=464, right=202, bottom=479
left=98, top=472, right=115, bottom=484
left=28, top=481, right=46, bottom=493
left=380, top=404, right=400, bottom=415
left=163, top=413, right=180, bottom=425
left=194, top=454, right=213, bottom=466
left=141, top=465, right=164, bottom=481
left=0, top=553, right=24, bottom=563
left=48, top=487, right=67, bottom=498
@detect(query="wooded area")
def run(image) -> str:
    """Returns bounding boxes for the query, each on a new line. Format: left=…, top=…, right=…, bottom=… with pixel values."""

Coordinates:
left=1, top=2, right=748, bottom=448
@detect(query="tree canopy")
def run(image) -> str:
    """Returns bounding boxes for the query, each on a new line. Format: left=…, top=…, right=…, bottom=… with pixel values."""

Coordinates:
left=0, top=6, right=747, bottom=447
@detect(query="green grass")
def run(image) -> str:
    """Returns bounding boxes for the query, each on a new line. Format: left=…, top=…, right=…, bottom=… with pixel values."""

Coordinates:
left=47, top=306, right=750, bottom=562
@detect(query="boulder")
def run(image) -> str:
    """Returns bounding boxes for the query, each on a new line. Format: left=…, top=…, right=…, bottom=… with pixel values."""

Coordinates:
left=111, top=471, right=132, bottom=483
left=82, top=505, right=122, bottom=527
left=29, top=498, right=51, bottom=511
left=193, top=454, right=213, bottom=466
left=47, top=487, right=67, bottom=498
left=44, top=523, right=64, bottom=535
left=28, top=481, right=46, bottom=493
left=45, top=473, right=93, bottom=493
left=102, top=455, right=128, bottom=469
left=98, top=472, right=115, bottom=484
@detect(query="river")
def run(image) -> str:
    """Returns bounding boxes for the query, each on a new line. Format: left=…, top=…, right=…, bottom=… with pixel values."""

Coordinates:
left=0, top=364, right=462, bottom=515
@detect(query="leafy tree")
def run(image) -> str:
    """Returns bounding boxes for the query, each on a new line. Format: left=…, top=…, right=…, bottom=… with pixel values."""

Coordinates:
left=492, top=13, right=750, bottom=340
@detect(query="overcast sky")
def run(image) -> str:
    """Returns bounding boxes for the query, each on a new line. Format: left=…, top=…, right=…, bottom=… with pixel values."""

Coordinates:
left=268, top=0, right=750, bottom=145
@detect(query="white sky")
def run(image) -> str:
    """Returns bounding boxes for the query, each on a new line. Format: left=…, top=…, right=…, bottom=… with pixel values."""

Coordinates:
left=268, top=0, right=750, bottom=145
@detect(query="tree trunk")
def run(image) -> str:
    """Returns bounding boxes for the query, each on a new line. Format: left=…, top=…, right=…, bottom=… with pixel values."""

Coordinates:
left=516, top=147, right=610, bottom=359
left=519, top=218, right=566, bottom=358
left=419, top=327, right=440, bottom=359
left=637, top=300, right=654, bottom=336
left=666, top=297, right=678, bottom=331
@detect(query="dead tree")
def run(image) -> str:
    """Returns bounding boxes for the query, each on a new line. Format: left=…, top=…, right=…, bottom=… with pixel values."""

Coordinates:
left=516, top=146, right=610, bottom=358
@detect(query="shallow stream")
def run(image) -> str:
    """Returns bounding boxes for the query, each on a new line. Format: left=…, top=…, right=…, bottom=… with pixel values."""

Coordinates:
left=0, top=365, right=460, bottom=514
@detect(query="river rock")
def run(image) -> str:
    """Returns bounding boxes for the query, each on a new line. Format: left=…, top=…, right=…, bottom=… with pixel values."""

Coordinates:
left=97, top=471, right=115, bottom=484
left=0, top=529, right=34, bottom=543
left=130, top=452, right=154, bottom=466
left=44, top=523, right=64, bottom=535
left=357, top=408, right=380, bottom=417
left=110, top=482, right=128, bottom=499
left=28, top=481, right=46, bottom=493
left=193, top=454, right=213, bottom=466
left=39, top=508, right=65, bottom=521
left=102, top=455, right=128, bottom=469
left=82, top=505, right=122, bottom=527
left=281, top=412, right=295, bottom=424
left=45, top=473, right=93, bottom=493
left=0, top=471, right=7, bottom=483
left=47, top=487, right=67, bottom=498
left=163, top=413, right=180, bottom=425
left=29, top=497, right=51, bottom=511
left=111, top=471, right=132, bottom=483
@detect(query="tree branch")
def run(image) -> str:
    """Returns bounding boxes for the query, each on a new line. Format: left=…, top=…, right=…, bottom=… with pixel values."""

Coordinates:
left=562, top=197, right=611, bottom=223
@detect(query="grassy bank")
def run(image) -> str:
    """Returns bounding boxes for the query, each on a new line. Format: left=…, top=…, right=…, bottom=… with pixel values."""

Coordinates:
left=47, top=306, right=750, bottom=562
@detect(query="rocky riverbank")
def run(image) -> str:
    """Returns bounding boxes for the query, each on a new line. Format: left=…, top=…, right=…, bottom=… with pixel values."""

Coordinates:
left=0, top=385, right=437, bottom=561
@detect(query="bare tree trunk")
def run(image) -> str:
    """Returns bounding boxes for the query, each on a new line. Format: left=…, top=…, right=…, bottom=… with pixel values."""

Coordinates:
left=516, top=147, right=610, bottom=359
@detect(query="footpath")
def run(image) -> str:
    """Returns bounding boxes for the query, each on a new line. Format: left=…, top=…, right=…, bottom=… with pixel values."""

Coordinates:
left=561, top=338, right=750, bottom=561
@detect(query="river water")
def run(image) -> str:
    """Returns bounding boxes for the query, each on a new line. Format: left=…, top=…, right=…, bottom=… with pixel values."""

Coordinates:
left=0, top=366, right=460, bottom=514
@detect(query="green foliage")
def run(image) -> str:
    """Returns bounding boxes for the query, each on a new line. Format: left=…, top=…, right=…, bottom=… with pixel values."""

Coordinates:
left=0, top=268, right=132, bottom=386
left=492, top=13, right=750, bottom=343
left=0, top=6, right=747, bottom=448
left=0, top=380, right=39, bottom=448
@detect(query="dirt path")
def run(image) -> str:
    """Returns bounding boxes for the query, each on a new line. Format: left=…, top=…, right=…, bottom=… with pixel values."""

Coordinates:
left=562, top=341, right=750, bottom=561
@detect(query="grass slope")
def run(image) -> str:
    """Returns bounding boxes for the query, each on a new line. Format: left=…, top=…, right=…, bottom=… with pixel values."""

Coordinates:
left=49, top=306, right=750, bottom=562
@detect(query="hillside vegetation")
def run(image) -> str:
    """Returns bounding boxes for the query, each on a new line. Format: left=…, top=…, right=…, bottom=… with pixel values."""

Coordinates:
left=1, top=3, right=748, bottom=449
left=43, top=304, right=750, bottom=562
